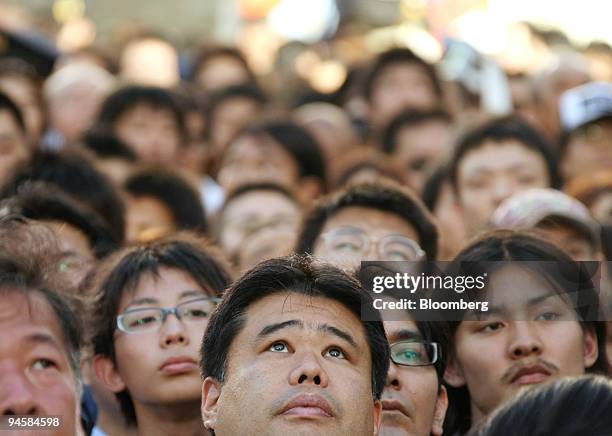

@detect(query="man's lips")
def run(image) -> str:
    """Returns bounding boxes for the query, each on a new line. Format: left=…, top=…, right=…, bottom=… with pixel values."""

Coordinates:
left=381, top=399, right=411, bottom=419
left=279, top=394, right=334, bottom=418
left=159, top=356, right=198, bottom=375
left=507, top=363, right=554, bottom=385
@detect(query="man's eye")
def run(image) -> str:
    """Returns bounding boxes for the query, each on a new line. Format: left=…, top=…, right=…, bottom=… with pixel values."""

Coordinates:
left=32, top=359, right=57, bottom=370
left=480, top=322, right=504, bottom=332
left=536, top=312, right=560, bottom=321
left=269, top=342, right=289, bottom=353
left=326, top=347, right=346, bottom=359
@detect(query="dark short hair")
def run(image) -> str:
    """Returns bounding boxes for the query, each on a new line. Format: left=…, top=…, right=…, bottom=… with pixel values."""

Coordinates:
left=1, top=151, right=126, bottom=242
left=90, top=233, right=232, bottom=425
left=0, top=215, right=84, bottom=375
left=449, top=116, right=562, bottom=191
left=381, top=109, right=452, bottom=154
left=472, top=376, right=612, bottom=436
left=200, top=255, right=390, bottom=400
left=0, top=182, right=118, bottom=258
left=124, top=168, right=207, bottom=234
left=82, top=127, right=138, bottom=162
left=234, top=120, right=327, bottom=188
left=443, top=230, right=609, bottom=435
left=0, top=91, right=26, bottom=134
left=295, top=181, right=438, bottom=260
left=363, top=48, right=443, bottom=102
left=205, top=83, right=267, bottom=140
left=97, top=85, right=186, bottom=143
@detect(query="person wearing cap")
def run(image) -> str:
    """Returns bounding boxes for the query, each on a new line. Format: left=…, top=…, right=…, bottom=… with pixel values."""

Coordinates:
left=491, top=188, right=603, bottom=262
left=559, top=81, right=612, bottom=181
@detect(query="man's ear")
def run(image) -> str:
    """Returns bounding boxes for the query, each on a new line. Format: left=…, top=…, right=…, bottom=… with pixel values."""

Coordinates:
left=583, top=325, right=599, bottom=369
left=372, top=399, right=382, bottom=436
left=443, top=355, right=466, bottom=388
left=202, top=377, right=222, bottom=431
left=431, top=385, right=449, bottom=436
left=93, top=355, right=126, bottom=393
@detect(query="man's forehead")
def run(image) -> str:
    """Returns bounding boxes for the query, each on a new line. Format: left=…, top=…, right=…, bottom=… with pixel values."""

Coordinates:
left=0, top=290, right=65, bottom=342
left=243, top=292, right=365, bottom=335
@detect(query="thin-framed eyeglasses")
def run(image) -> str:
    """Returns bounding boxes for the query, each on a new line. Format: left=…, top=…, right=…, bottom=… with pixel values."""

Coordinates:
left=116, top=296, right=221, bottom=334
left=390, top=340, right=440, bottom=367
left=319, top=226, right=426, bottom=262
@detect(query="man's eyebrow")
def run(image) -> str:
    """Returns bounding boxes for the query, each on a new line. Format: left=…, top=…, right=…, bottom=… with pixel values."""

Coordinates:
left=25, top=333, right=62, bottom=351
left=125, top=297, right=159, bottom=309
left=474, top=292, right=560, bottom=318
left=179, top=290, right=204, bottom=300
left=390, top=329, right=423, bottom=342
left=257, top=320, right=303, bottom=340
left=318, top=324, right=357, bottom=349
left=527, top=292, right=560, bottom=307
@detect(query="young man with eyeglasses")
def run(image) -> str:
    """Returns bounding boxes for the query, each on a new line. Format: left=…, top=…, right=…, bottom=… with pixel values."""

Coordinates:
left=296, top=181, right=438, bottom=271
left=90, top=233, right=231, bottom=436
left=359, top=266, right=448, bottom=436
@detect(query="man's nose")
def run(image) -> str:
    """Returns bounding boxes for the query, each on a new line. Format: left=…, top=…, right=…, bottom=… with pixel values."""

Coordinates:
left=288, top=351, right=330, bottom=388
left=0, top=371, right=38, bottom=415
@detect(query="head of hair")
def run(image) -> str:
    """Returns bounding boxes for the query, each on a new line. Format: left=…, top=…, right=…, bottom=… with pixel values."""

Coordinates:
left=295, top=181, right=438, bottom=260
left=381, top=109, right=452, bottom=154
left=90, top=233, right=232, bottom=425
left=236, top=120, right=327, bottom=188
left=204, top=83, right=267, bottom=140
left=124, top=168, right=206, bottom=233
left=1, top=151, right=126, bottom=242
left=201, top=254, right=390, bottom=400
left=97, top=85, right=186, bottom=142
left=443, top=229, right=609, bottom=435
left=363, top=47, right=443, bottom=102
left=0, top=215, right=84, bottom=376
left=82, top=127, right=138, bottom=162
left=449, top=116, right=562, bottom=191
left=0, top=91, right=26, bottom=134
left=0, top=181, right=118, bottom=258
left=471, top=376, right=612, bottom=436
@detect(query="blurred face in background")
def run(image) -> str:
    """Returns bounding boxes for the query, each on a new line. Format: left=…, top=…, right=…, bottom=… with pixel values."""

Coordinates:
left=393, top=121, right=453, bottom=194
left=114, top=104, right=182, bottom=166
left=120, top=38, right=179, bottom=88
left=217, top=133, right=300, bottom=195
left=195, top=55, right=251, bottom=93
left=218, top=189, right=301, bottom=268
left=126, top=195, right=176, bottom=243
left=209, top=96, right=262, bottom=157
left=562, top=119, right=612, bottom=181
left=457, top=140, right=550, bottom=236
left=0, top=109, right=30, bottom=186
left=313, top=207, right=422, bottom=272
left=370, top=63, right=438, bottom=131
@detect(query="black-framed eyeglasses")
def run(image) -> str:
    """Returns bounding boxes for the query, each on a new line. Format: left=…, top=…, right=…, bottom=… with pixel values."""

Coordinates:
left=116, top=296, right=221, bottom=334
left=390, top=340, right=440, bottom=367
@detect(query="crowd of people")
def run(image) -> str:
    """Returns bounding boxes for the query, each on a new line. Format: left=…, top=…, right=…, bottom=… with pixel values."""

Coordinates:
left=0, top=16, right=612, bottom=436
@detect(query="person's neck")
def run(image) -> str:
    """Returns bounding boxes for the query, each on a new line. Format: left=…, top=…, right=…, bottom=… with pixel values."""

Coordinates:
left=134, top=400, right=207, bottom=436
left=470, top=402, right=488, bottom=432
left=96, top=407, right=136, bottom=436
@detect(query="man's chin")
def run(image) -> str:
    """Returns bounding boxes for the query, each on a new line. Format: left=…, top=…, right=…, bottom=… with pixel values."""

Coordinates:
left=380, top=413, right=414, bottom=436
